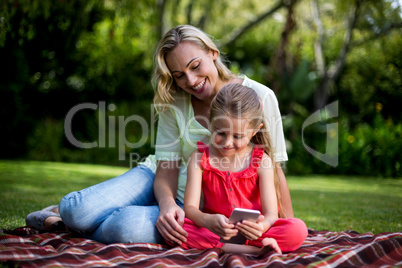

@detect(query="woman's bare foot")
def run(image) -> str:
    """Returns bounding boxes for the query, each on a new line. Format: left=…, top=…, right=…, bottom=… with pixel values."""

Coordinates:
left=43, top=206, right=61, bottom=228
left=52, top=206, right=59, bottom=214
left=26, top=205, right=62, bottom=229
left=43, top=216, right=62, bottom=228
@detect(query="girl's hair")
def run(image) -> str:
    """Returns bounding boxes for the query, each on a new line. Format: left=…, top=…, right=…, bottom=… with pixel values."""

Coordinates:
left=209, top=84, right=285, bottom=218
left=152, top=25, right=234, bottom=110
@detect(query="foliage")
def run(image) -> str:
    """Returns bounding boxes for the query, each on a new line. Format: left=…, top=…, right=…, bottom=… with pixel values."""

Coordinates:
left=0, top=0, right=401, bottom=174
left=338, top=114, right=401, bottom=177
left=0, top=0, right=156, bottom=165
left=339, top=31, right=402, bottom=126
left=0, top=0, right=107, bottom=158
left=1, top=160, right=401, bottom=233
left=285, top=112, right=402, bottom=177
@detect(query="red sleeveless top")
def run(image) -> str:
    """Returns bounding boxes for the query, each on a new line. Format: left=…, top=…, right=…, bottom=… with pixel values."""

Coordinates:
left=197, top=142, right=265, bottom=218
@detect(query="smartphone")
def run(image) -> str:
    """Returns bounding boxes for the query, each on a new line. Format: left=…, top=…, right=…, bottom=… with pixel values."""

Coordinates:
left=220, top=208, right=261, bottom=244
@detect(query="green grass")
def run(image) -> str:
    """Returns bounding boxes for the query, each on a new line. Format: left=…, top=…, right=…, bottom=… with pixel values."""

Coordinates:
left=0, top=160, right=401, bottom=233
left=289, top=175, right=402, bottom=233
left=0, top=160, right=128, bottom=230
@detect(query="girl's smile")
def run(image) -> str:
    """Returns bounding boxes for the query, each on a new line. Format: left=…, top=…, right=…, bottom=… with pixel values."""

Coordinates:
left=210, top=116, right=259, bottom=159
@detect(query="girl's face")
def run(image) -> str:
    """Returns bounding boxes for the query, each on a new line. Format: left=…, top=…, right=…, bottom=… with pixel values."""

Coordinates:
left=165, top=42, right=222, bottom=101
left=211, top=116, right=260, bottom=158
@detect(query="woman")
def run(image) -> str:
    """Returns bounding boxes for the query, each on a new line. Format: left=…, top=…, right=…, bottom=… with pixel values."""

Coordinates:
left=26, top=25, right=293, bottom=245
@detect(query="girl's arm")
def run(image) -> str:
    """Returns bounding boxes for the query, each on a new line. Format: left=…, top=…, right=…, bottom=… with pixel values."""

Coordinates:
left=235, top=153, right=278, bottom=239
left=154, top=160, right=188, bottom=245
left=258, top=154, right=279, bottom=229
left=184, top=151, right=237, bottom=240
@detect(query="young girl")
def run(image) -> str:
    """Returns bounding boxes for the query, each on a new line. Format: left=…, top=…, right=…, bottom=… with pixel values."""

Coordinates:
left=167, top=84, right=307, bottom=255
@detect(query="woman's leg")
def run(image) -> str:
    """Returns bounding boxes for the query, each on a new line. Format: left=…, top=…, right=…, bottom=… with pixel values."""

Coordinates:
left=91, top=204, right=162, bottom=244
left=93, top=199, right=184, bottom=244
left=59, top=165, right=156, bottom=239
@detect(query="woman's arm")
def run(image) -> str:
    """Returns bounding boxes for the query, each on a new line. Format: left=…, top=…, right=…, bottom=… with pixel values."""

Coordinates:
left=154, top=160, right=188, bottom=245
left=183, top=151, right=203, bottom=223
left=252, top=77, right=294, bottom=218
left=277, top=164, right=294, bottom=218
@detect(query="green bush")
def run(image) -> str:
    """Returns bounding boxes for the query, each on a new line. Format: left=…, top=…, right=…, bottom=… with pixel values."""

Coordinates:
left=338, top=114, right=401, bottom=177
left=26, top=100, right=155, bottom=167
left=286, top=112, right=401, bottom=177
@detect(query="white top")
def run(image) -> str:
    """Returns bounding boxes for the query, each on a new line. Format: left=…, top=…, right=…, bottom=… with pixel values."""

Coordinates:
left=140, top=75, right=288, bottom=203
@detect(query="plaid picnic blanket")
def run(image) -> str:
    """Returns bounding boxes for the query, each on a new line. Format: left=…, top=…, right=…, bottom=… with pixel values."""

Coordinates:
left=1, top=226, right=401, bottom=267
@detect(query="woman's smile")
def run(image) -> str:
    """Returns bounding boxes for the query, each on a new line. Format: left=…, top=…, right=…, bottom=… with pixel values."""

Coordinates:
left=192, top=79, right=206, bottom=93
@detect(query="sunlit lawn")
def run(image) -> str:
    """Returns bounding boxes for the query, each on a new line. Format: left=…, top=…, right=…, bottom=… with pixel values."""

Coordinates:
left=0, top=160, right=401, bottom=234
left=290, top=175, right=402, bottom=233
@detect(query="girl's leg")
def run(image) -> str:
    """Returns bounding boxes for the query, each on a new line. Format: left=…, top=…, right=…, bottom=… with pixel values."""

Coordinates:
left=248, top=218, right=308, bottom=252
left=59, top=165, right=155, bottom=237
left=169, top=218, right=221, bottom=250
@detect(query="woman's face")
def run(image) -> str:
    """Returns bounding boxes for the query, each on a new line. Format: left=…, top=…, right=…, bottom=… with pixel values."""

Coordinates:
left=165, top=41, right=222, bottom=101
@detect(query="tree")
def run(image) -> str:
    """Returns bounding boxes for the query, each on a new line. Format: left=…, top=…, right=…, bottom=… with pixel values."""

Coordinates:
left=311, top=0, right=402, bottom=109
left=0, top=0, right=106, bottom=158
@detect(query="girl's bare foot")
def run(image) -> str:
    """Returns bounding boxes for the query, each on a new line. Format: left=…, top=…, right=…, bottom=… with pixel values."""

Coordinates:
left=221, top=238, right=281, bottom=255
left=261, top=238, right=282, bottom=254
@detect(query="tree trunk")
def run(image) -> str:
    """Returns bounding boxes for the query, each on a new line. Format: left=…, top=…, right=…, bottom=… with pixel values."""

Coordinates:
left=186, top=0, right=195, bottom=25
left=314, top=0, right=360, bottom=109
left=156, top=0, right=168, bottom=40
left=311, top=0, right=325, bottom=77
left=267, top=0, right=298, bottom=93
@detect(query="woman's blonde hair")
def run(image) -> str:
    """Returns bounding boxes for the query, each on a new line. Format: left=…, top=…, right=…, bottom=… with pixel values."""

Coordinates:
left=153, top=25, right=234, bottom=109
left=209, top=84, right=285, bottom=218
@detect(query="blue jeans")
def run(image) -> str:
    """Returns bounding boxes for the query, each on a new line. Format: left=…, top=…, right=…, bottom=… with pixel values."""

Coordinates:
left=59, top=165, right=182, bottom=244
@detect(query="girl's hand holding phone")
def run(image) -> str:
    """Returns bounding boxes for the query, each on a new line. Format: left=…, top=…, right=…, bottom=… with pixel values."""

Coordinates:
left=205, top=214, right=238, bottom=240
left=236, top=215, right=266, bottom=241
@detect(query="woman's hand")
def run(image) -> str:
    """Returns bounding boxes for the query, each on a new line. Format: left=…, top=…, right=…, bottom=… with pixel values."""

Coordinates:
left=156, top=201, right=188, bottom=245
left=235, top=214, right=267, bottom=241
left=204, top=214, right=238, bottom=240
left=154, top=160, right=187, bottom=245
